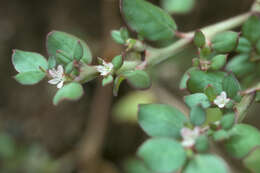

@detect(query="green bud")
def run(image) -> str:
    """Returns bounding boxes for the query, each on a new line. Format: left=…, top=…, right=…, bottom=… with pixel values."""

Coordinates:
left=112, top=55, right=123, bottom=70
left=194, top=30, right=205, bottom=48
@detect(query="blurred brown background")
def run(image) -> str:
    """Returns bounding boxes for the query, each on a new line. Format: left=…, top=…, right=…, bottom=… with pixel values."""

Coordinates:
left=0, top=0, right=258, bottom=172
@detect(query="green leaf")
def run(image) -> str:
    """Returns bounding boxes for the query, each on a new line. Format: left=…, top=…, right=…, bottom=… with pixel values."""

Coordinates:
left=204, top=85, right=218, bottom=102
left=236, top=37, right=252, bottom=53
left=184, top=154, right=228, bottom=173
left=187, top=70, right=226, bottom=93
left=190, top=105, right=206, bottom=126
left=204, top=108, right=223, bottom=126
left=121, top=0, right=177, bottom=41
left=195, top=135, right=209, bottom=152
left=112, top=55, right=123, bottom=70
left=102, top=75, right=113, bottom=86
left=138, top=104, right=187, bottom=138
left=243, top=147, right=260, bottom=173
left=210, top=54, right=227, bottom=70
left=113, top=75, right=125, bottom=96
left=226, top=54, right=256, bottom=77
left=138, top=138, right=186, bottom=173
left=225, top=124, right=260, bottom=159
left=123, top=70, right=151, bottom=89
left=213, top=129, right=229, bottom=142
left=111, top=30, right=125, bottom=44
left=184, top=93, right=211, bottom=109
left=220, top=113, right=235, bottom=130
left=65, top=61, right=74, bottom=74
left=15, top=71, right=45, bottom=85
left=48, top=56, right=56, bottom=69
left=194, top=30, right=205, bottom=48
left=73, top=41, right=84, bottom=61
left=46, top=31, right=92, bottom=64
left=161, top=0, right=195, bottom=14
left=212, top=31, right=239, bottom=53
left=53, top=82, right=84, bottom=105
left=124, top=158, right=150, bottom=173
left=179, top=67, right=196, bottom=90
left=12, top=50, right=48, bottom=73
left=242, top=15, right=260, bottom=43
left=222, top=74, right=241, bottom=99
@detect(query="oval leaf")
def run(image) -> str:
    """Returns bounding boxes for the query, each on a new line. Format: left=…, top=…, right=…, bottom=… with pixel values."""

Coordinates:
left=243, top=147, right=260, bottom=173
left=242, top=15, right=260, bottom=43
left=121, top=0, right=177, bottom=41
left=161, top=0, right=195, bottom=14
left=15, top=71, right=45, bottom=85
left=138, top=104, right=187, bottom=138
left=12, top=50, right=48, bottom=73
left=123, top=70, right=151, bottom=89
left=138, top=138, right=186, bottom=173
left=212, top=31, right=239, bottom=53
left=184, top=154, right=228, bottom=173
left=46, top=31, right=92, bottom=64
left=184, top=93, right=211, bottom=109
left=225, top=124, right=260, bottom=159
left=190, top=105, right=206, bottom=126
left=53, top=82, right=84, bottom=105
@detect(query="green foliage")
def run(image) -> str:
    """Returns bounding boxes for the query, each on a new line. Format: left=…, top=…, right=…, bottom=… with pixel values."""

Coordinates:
left=12, top=50, right=48, bottom=85
left=121, top=0, right=177, bottom=41
left=236, top=37, right=252, bottom=53
left=138, top=104, right=186, bottom=138
left=256, top=92, right=260, bottom=102
left=123, top=70, right=151, bottom=89
left=204, top=108, right=222, bottom=126
left=161, top=0, right=195, bottom=14
left=12, top=50, right=48, bottom=73
left=124, top=158, right=150, bottom=173
left=138, top=138, right=186, bottom=173
left=111, top=27, right=129, bottom=44
left=213, top=130, right=229, bottom=142
left=220, top=113, right=235, bottom=130
left=53, top=82, right=84, bottom=105
left=226, top=54, right=255, bottom=77
left=102, top=75, right=113, bottom=86
left=184, top=93, right=211, bottom=109
left=225, top=124, right=260, bottom=159
left=210, top=54, right=227, bottom=70
left=195, top=135, right=209, bottom=152
left=179, top=67, right=197, bottom=90
left=48, top=56, right=56, bottom=69
left=190, top=105, right=206, bottom=126
left=194, top=30, right=206, bottom=48
left=112, top=55, right=123, bottom=70
left=46, top=31, right=92, bottom=64
left=204, top=85, right=218, bottom=102
left=222, top=74, right=241, bottom=99
left=187, top=70, right=226, bottom=93
left=15, top=72, right=46, bottom=85
left=184, top=154, right=228, bottom=173
left=243, top=147, right=260, bottom=173
left=212, top=31, right=239, bottom=53
left=242, top=15, right=260, bottom=43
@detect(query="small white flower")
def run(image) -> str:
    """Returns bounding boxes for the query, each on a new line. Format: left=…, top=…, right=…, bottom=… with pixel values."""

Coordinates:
left=48, top=65, right=65, bottom=89
left=95, top=60, right=114, bottom=76
left=181, top=127, right=200, bottom=148
left=214, top=91, right=230, bottom=108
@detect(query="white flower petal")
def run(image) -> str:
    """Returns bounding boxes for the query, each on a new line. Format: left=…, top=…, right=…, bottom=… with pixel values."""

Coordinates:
left=48, top=78, right=60, bottom=85
left=57, top=65, right=64, bottom=74
left=57, top=81, right=64, bottom=89
left=182, top=139, right=195, bottom=148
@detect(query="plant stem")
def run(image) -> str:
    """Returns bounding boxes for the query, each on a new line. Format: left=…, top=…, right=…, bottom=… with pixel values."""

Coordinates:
left=121, top=12, right=251, bottom=70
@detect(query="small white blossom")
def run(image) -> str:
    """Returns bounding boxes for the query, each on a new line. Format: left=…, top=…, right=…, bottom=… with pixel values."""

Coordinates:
left=214, top=91, right=230, bottom=108
left=181, top=127, right=200, bottom=148
left=95, top=60, right=114, bottom=76
left=48, top=65, right=65, bottom=89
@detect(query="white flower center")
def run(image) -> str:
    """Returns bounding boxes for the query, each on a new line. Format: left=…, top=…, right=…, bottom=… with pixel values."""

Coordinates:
left=48, top=65, right=65, bottom=89
left=214, top=91, right=230, bottom=108
left=181, top=127, right=200, bottom=148
left=96, top=60, right=114, bottom=76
